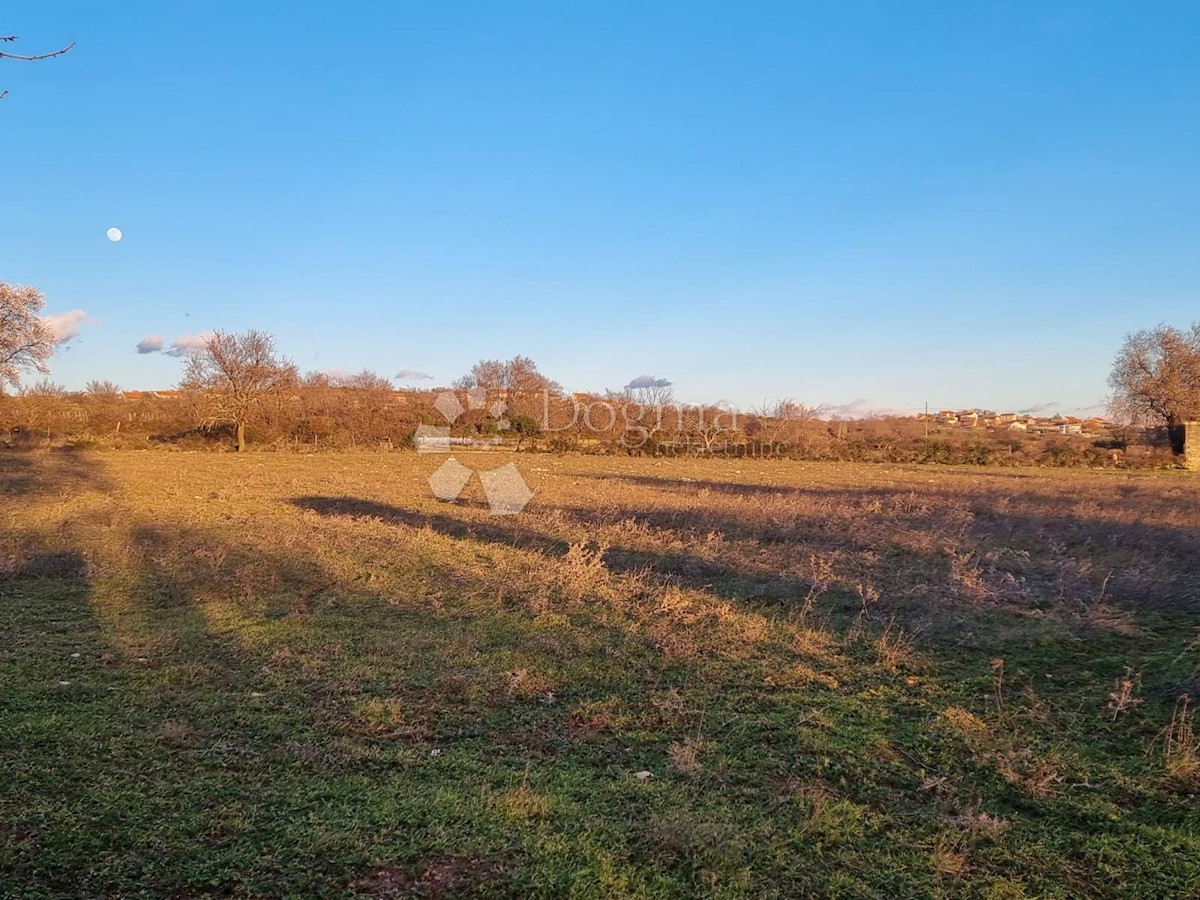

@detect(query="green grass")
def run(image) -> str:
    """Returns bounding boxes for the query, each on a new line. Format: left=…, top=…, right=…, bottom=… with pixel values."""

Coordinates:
left=1, top=451, right=1198, bottom=897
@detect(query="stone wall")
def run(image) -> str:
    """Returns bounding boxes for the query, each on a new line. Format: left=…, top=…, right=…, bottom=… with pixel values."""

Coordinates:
left=1186, top=422, right=1200, bottom=471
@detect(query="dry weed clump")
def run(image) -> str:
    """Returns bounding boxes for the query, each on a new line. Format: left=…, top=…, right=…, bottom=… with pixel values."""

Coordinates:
left=1159, top=694, right=1199, bottom=789
left=937, top=707, right=992, bottom=749
left=986, top=747, right=1064, bottom=798
left=930, top=834, right=970, bottom=879
left=488, top=766, right=552, bottom=822
left=1106, top=667, right=1143, bottom=720
left=668, top=736, right=705, bottom=775
left=765, top=662, right=840, bottom=691
left=350, top=697, right=428, bottom=740
left=873, top=619, right=917, bottom=671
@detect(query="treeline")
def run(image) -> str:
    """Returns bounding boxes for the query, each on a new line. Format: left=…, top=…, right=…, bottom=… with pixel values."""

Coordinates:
left=0, top=376, right=1175, bottom=469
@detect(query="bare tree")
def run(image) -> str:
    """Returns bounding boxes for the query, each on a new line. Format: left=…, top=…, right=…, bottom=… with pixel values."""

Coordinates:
left=0, top=282, right=56, bottom=391
left=751, top=398, right=819, bottom=445
left=678, top=402, right=738, bottom=452
left=336, top=370, right=396, bottom=445
left=85, top=380, right=122, bottom=401
left=624, top=375, right=675, bottom=411
left=1, top=35, right=75, bottom=101
left=617, top=376, right=675, bottom=447
left=16, top=379, right=67, bottom=441
left=455, top=355, right=562, bottom=421
left=1109, top=323, right=1200, bottom=453
left=180, top=330, right=298, bottom=452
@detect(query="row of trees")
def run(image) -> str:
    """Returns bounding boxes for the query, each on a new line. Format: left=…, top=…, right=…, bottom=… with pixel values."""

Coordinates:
left=3, top=281, right=1200, bottom=460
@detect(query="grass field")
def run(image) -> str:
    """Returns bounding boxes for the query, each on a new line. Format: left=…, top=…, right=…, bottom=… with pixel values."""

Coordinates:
left=2, top=450, right=1199, bottom=898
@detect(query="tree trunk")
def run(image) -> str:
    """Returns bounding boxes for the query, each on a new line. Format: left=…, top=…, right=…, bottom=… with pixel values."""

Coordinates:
left=1168, top=417, right=1186, bottom=455
left=236, top=421, right=246, bottom=452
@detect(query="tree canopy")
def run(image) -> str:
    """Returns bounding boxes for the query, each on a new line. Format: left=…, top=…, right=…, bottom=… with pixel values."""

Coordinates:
left=0, top=282, right=56, bottom=392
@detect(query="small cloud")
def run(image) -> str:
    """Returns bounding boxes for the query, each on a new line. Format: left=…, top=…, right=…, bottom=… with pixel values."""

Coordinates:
left=1019, top=402, right=1061, bottom=415
left=817, top=399, right=922, bottom=419
left=136, top=334, right=164, bottom=354
left=165, top=332, right=213, bottom=358
left=136, top=331, right=214, bottom=358
left=43, top=310, right=94, bottom=344
left=396, top=368, right=433, bottom=382
left=626, top=375, right=673, bottom=390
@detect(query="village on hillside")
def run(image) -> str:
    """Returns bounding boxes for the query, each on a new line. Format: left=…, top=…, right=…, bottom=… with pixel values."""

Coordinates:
left=919, top=409, right=1114, bottom=436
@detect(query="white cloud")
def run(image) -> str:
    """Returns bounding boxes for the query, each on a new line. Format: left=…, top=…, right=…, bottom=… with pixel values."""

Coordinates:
left=626, top=375, right=673, bottom=390
left=43, top=310, right=94, bottom=344
left=165, top=333, right=213, bottom=357
left=135, top=331, right=214, bottom=358
left=396, top=368, right=433, bottom=382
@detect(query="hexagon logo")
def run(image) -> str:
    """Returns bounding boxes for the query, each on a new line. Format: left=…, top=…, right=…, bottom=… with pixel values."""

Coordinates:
left=423, top=390, right=533, bottom=515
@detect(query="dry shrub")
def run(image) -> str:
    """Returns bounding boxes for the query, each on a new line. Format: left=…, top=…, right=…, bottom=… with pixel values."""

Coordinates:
left=668, top=736, right=705, bottom=775
left=1106, top=667, right=1143, bottom=720
left=943, top=810, right=1008, bottom=838
left=950, top=550, right=988, bottom=598
left=1075, top=602, right=1145, bottom=637
left=986, top=747, right=1063, bottom=797
left=555, top=542, right=609, bottom=594
left=350, top=697, right=426, bottom=739
left=507, top=667, right=554, bottom=699
left=930, top=834, right=970, bottom=879
left=800, top=552, right=836, bottom=617
left=569, top=697, right=626, bottom=732
left=489, top=767, right=551, bottom=822
left=873, top=620, right=916, bottom=671
left=938, top=707, right=992, bottom=748
left=1159, top=694, right=1199, bottom=789
left=765, top=663, right=840, bottom=691
left=792, top=783, right=868, bottom=845
left=791, top=626, right=837, bottom=660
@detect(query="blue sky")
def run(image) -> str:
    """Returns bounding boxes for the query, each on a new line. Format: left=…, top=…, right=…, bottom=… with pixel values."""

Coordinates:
left=3, top=1, right=1198, bottom=415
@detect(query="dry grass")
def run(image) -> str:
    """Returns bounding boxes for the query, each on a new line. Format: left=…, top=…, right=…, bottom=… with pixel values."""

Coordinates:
left=1160, top=694, right=1199, bottom=789
left=2, top=449, right=1199, bottom=896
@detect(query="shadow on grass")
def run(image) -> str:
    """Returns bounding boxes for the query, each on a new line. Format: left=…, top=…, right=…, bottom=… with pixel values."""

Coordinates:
left=289, top=494, right=819, bottom=606
left=563, top=473, right=1200, bottom=613
left=0, top=447, right=115, bottom=498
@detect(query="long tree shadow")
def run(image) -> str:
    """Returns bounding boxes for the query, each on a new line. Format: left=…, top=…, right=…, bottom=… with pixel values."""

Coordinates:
left=0, top=447, right=115, bottom=498
left=290, top=494, right=820, bottom=604
left=559, top=476, right=1200, bottom=613
left=291, top=474, right=1200, bottom=646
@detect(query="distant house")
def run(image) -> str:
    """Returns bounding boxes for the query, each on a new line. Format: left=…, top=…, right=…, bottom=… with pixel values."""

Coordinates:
left=1056, top=423, right=1083, bottom=435
left=997, top=413, right=1018, bottom=424
left=1008, top=421, right=1028, bottom=431
left=959, top=411, right=980, bottom=427
left=120, top=390, right=180, bottom=401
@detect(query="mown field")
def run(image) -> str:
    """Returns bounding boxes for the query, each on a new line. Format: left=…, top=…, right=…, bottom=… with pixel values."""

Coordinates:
left=2, top=450, right=1198, bottom=898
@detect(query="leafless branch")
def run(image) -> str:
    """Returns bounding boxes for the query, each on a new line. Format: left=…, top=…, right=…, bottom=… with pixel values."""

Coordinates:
left=0, top=36, right=75, bottom=61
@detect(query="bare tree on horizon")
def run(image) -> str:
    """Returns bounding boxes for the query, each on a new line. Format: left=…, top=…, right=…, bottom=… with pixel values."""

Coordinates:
left=180, top=330, right=298, bottom=452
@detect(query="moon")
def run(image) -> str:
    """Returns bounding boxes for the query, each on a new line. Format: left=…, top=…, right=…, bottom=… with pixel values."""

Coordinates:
left=106, top=227, right=123, bottom=242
